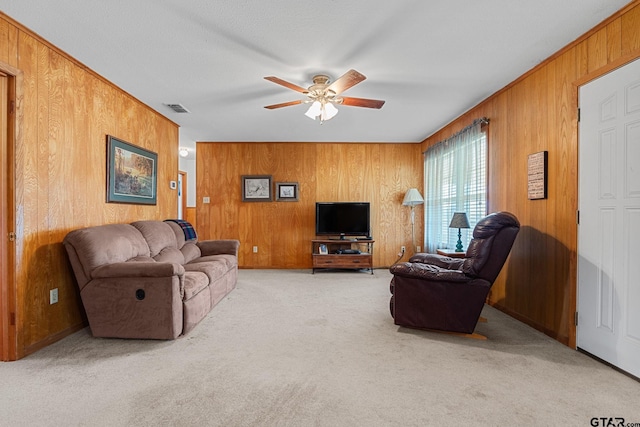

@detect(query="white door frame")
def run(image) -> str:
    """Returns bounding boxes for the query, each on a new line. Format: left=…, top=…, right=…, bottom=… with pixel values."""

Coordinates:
left=576, top=55, right=640, bottom=378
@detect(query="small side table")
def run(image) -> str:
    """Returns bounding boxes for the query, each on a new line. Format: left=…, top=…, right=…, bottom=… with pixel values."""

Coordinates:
left=437, top=248, right=466, bottom=258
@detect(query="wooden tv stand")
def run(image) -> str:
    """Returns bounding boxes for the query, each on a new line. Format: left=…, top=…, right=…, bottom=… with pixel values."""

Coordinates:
left=312, top=239, right=374, bottom=274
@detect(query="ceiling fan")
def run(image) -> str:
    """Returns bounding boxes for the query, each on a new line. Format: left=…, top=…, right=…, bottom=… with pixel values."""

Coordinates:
left=263, top=69, right=385, bottom=123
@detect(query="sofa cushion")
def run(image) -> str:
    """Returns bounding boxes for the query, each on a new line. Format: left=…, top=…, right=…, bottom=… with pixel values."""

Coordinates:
left=165, top=221, right=202, bottom=263
left=129, top=256, right=155, bottom=262
left=183, top=271, right=209, bottom=301
left=165, top=220, right=198, bottom=244
left=184, top=261, right=232, bottom=283
left=63, top=224, right=151, bottom=290
left=180, top=242, right=202, bottom=264
left=154, top=247, right=185, bottom=265
left=131, top=221, right=178, bottom=257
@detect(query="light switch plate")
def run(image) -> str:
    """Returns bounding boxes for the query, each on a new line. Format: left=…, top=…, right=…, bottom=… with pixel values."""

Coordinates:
left=50, top=288, right=58, bottom=304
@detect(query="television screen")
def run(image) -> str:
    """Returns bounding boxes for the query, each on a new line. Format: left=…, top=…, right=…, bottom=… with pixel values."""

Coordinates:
left=316, top=202, right=370, bottom=238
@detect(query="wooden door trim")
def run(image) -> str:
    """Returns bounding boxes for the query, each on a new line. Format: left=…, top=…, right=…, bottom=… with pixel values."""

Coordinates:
left=0, top=60, right=23, bottom=361
left=574, top=48, right=640, bottom=88
left=179, top=171, right=187, bottom=219
left=0, top=72, right=7, bottom=361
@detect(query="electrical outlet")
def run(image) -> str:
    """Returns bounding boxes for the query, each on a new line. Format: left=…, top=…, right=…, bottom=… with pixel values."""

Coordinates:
left=252, top=246, right=258, bottom=253
left=416, top=246, right=421, bottom=253
left=203, top=196, right=210, bottom=204
left=50, top=288, right=58, bottom=305
left=401, top=246, right=406, bottom=253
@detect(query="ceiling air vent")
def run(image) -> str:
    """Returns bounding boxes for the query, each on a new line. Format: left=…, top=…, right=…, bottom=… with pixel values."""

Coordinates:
left=165, top=103, right=190, bottom=113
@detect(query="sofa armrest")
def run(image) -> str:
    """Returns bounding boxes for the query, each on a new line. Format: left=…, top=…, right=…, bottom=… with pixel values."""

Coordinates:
left=91, top=262, right=184, bottom=279
left=197, top=239, right=240, bottom=257
left=390, top=262, right=470, bottom=282
left=82, top=275, right=184, bottom=339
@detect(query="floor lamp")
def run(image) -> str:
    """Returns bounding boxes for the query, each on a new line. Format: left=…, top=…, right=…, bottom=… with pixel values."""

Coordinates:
left=403, top=188, right=424, bottom=253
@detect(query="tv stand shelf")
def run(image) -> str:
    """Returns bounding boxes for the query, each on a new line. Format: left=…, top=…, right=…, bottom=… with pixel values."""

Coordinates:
left=312, top=239, right=374, bottom=274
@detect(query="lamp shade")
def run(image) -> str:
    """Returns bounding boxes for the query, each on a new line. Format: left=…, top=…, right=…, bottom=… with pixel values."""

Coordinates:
left=305, top=101, right=322, bottom=119
left=449, top=212, right=470, bottom=229
left=402, top=188, right=424, bottom=206
left=305, top=101, right=339, bottom=122
left=322, top=102, right=339, bottom=120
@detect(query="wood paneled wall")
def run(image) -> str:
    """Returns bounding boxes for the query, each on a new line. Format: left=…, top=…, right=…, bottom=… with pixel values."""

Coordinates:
left=3, top=2, right=636, bottom=358
left=196, top=142, right=423, bottom=268
left=0, top=14, right=179, bottom=359
left=421, top=2, right=640, bottom=347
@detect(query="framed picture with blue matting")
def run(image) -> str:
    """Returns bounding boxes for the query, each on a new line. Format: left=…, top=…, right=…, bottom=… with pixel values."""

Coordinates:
left=107, top=135, right=157, bottom=205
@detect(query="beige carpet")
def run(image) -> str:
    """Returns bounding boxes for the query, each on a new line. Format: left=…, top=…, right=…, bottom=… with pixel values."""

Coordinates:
left=1, top=269, right=639, bottom=426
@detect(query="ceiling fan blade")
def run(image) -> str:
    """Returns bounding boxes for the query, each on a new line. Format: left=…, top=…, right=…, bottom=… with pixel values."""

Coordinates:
left=340, top=97, right=385, bottom=109
left=264, top=76, right=308, bottom=93
left=264, top=100, right=303, bottom=109
left=327, top=69, right=366, bottom=95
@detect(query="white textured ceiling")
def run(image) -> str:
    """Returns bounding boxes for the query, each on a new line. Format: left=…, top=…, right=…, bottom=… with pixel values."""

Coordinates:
left=0, top=0, right=630, bottom=152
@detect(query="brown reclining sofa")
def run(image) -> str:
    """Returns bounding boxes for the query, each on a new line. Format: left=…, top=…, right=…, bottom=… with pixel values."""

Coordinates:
left=63, top=220, right=239, bottom=339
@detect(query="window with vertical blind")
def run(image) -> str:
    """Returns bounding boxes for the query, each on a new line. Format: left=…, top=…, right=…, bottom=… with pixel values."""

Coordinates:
left=423, top=119, right=488, bottom=253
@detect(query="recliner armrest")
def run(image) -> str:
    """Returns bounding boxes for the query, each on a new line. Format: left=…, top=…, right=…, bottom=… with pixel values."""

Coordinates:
left=390, top=262, right=470, bottom=282
left=198, top=239, right=240, bottom=257
left=91, top=262, right=185, bottom=279
left=408, top=253, right=464, bottom=270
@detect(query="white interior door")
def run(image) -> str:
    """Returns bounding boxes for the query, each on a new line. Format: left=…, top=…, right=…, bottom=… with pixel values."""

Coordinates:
left=578, top=58, right=640, bottom=378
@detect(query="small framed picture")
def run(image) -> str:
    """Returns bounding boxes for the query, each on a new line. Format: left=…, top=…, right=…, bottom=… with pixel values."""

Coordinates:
left=318, top=244, right=328, bottom=255
left=527, top=151, right=548, bottom=200
left=275, top=182, right=299, bottom=201
left=242, top=175, right=272, bottom=202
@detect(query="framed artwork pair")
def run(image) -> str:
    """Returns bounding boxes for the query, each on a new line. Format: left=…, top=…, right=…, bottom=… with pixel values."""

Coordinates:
left=241, top=175, right=298, bottom=202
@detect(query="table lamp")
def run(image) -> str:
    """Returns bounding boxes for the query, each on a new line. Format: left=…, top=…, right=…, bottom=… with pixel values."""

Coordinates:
left=449, top=212, right=470, bottom=252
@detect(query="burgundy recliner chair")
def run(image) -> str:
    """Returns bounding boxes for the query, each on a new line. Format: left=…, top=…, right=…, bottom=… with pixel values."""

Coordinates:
left=389, top=211, right=520, bottom=336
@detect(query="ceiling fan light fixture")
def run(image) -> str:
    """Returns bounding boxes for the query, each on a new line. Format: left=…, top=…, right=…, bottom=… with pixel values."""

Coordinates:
left=305, top=101, right=322, bottom=120
left=305, top=100, right=339, bottom=123
left=321, top=102, right=339, bottom=121
left=264, top=69, right=383, bottom=121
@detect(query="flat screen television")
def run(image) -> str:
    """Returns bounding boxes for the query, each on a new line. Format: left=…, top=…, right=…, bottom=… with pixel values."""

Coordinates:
left=315, top=202, right=370, bottom=239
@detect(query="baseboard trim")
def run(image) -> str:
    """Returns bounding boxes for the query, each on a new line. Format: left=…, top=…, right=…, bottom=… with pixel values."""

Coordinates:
left=487, top=301, right=569, bottom=346
left=22, top=322, right=87, bottom=359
